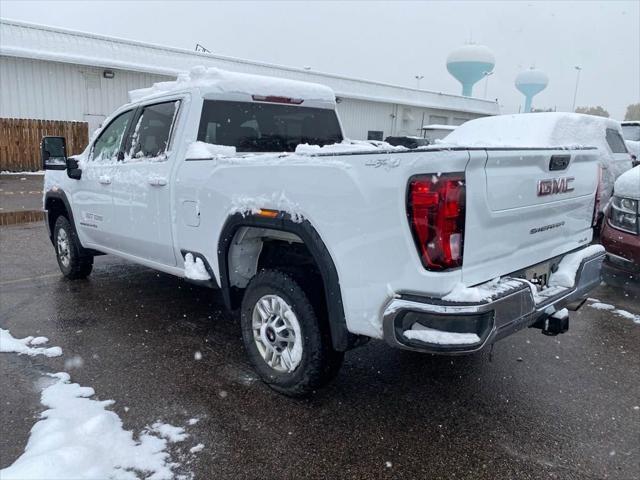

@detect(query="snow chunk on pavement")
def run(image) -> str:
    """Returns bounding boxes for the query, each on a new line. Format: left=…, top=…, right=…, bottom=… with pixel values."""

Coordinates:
left=151, top=422, right=189, bottom=443
left=589, top=302, right=615, bottom=311
left=548, top=245, right=605, bottom=288
left=404, top=324, right=481, bottom=345
left=183, top=253, right=211, bottom=281
left=189, top=443, right=204, bottom=454
left=0, top=329, right=62, bottom=357
left=185, top=141, right=236, bottom=159
left=0, top=373, right=178, bottom=480
left=587, top=301, right=640, bottom=324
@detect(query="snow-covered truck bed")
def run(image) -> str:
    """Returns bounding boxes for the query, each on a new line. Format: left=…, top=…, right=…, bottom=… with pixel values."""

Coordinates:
left=41, top=67, right=605, bottom=396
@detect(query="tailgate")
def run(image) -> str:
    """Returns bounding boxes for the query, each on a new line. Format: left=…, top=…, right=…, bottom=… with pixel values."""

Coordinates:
left=462, top=149, right=599, bottom=285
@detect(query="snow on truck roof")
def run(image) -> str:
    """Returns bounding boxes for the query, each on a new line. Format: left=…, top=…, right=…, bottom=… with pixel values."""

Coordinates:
left=128, top=66, right=336, bottom=105
left=442, top=112, right=622, bottom=149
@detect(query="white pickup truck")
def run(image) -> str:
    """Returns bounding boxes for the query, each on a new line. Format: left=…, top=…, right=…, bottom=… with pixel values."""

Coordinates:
left=41, top=67, right=605, bottom=396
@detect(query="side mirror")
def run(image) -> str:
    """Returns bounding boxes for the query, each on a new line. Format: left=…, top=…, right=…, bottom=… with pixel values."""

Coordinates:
left=66, top=157, right=82, bottom=180
left=41, top=136, right=67, bottom=170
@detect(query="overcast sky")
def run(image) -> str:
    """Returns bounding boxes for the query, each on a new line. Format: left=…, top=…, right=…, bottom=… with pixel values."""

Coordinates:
left=2, top=0, right=639, bottom=118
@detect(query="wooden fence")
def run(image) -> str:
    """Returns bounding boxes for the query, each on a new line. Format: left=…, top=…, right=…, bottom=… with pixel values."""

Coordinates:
left=0, top=118, right=88, bottom=172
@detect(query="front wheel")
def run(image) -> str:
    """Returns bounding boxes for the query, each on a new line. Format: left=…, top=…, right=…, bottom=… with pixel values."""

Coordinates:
left=53, top=216, right=93, bottom=279
left=240, top=269, right=344, bottom=397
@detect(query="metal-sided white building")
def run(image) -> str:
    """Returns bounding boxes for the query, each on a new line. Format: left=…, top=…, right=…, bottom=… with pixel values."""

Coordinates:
left=0, top=19, right=499, bottom=140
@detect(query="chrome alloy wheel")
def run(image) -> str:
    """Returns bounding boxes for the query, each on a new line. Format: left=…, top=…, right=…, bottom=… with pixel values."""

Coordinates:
left=252, top=294, right=303, bottom=373
left=56, top=228, right=71, bottom=268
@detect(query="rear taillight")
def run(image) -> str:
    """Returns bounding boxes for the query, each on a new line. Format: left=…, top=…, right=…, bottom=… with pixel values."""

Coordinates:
left=408, top=173, right=466, bottom=271
left=592, top=164, right=603, bottom=228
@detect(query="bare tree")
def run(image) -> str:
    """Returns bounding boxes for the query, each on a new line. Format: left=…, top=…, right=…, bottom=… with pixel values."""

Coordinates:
left=575, top=106, right=610, bottom=117
left=624, top=103, right=640, bottom=121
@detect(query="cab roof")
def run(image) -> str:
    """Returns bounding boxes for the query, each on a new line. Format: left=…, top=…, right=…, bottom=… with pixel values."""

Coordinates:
left=129, top=66, right=336, bottom=109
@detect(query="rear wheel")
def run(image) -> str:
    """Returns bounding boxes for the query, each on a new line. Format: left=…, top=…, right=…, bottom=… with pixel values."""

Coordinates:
left=240, top=269, right=344, bottom=397
left=54, top=216, right=93, bottom=279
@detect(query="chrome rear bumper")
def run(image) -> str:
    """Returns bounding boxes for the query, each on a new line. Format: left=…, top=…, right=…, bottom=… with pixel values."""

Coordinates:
left=382, top=251, right=605, bottom=354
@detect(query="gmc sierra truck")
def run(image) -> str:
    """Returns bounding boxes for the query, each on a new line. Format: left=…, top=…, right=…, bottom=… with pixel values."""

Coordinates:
left=41, top=67, right=605, bottom=396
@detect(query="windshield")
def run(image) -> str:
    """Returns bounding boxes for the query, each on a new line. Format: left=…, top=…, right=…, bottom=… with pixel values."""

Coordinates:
left=622, top=124, right=640, bottom=141
left=197, top=100, right=343, bottom=152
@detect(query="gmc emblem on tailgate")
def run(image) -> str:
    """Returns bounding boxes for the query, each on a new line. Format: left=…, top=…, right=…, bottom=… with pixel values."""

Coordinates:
left=537, top=177, right=575, bottom=196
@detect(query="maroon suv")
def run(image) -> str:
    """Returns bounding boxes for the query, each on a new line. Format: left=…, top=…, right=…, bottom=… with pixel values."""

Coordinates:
left=600, top=166, right=640, bottom=287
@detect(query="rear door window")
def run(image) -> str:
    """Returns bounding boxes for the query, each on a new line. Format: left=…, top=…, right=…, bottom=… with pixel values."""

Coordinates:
left=127, top=101, right=180, bottom=161
left=197, top=100, right=343, bottom=152
left=605, top=128, right=628, bottom=154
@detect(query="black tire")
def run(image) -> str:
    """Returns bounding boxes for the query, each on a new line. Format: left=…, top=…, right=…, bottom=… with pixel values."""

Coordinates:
left=53, top=215, right=93, bottom=279
left=241, top=269, right=344, bottom=397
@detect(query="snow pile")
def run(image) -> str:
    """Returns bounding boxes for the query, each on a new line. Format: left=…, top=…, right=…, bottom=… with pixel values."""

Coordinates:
left=183, top=253, right=211, bottom=281
left=404, top=324, right=481, bottom=345
left=547, top=244, right=605, bottom=288
left=442, top=112, right=616, bottom=149
left=442, top=278, right=524, bottom=303
left=185, top=141, right=236, bottom=159
left=129, top=66, right=335, bottom=104
left=230, top=191, right=304, bottom=223
left=613, top=166, right=639, bottom=200
left=0, top=373, right=180, bottom=480
left=588, top=301, right=640, bottom=324
left=0, top=329, right=62, bottom=357
left=295, top=140, right=407, bottom=155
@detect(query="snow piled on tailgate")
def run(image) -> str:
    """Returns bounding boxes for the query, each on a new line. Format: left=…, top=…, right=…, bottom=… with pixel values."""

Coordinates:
left=441, top=112, right=614, bottom=149
left=129, top=66, right=335, bottom=104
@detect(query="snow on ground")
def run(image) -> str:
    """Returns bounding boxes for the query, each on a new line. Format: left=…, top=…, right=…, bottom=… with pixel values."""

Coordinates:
left=1, top=372, right=181, bottom=480
left=404, top=324, right=481, bottom=345
left=183, top=253, right=211, bottom=281
left=587, top=301, right=640, bottom=324
left=0, top=329, right=62, bottom=357
left=548, top=245, right=605, bottom=288
left=1, top=328, right=201, bottom=480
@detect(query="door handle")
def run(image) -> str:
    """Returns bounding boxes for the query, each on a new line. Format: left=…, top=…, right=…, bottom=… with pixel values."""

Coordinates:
left=148, top=177, right=168, bottom=187
left=98, top=175, right=111, bottom=185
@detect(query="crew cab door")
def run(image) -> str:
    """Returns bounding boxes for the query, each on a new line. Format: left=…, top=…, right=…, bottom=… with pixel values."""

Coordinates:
left=110, top=99, right=181, bottom=266
left=73, top=109, right=135, bottom=248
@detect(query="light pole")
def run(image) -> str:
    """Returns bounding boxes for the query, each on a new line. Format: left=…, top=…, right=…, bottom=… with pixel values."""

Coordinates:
left=572, top=66, right=582, bottom=112
left=415, top=75, right=424, bottom=89
left=483, top=70, right=494, bottom=99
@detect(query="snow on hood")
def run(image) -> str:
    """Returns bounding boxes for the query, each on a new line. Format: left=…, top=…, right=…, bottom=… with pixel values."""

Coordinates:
left=129, top=66, right=336, bottom=104
left=441, top=112, right=620, bottom=149
left=613, top=166, right=640, bottom=200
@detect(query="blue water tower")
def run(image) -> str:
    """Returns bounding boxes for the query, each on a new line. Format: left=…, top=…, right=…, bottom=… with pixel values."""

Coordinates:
left=446, top=44, right=495, bottom=97
left=515, top=68, right=549, bottom=112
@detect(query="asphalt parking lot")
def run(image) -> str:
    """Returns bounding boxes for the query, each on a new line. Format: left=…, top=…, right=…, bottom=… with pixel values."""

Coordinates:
left=1, top=223, right=639, bottom=480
